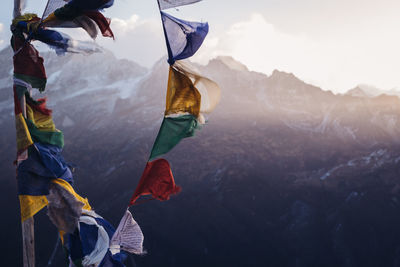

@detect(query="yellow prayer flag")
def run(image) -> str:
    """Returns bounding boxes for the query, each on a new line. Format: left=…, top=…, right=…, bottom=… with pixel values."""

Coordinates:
left=165, top=66, right=201, bottom=117
left=173, top=61, right=221, bottom=113
left=19, top=195, right=48, bottom=222
left=15, top=113, right=33, bottom=152
left=26, top=105, right=57, bottom=132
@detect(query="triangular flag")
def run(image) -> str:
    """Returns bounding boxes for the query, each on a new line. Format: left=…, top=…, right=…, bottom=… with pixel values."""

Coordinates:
left=149, top=114, right=200, bottom=161
left=173, top=60, right=221, bottom=113
left=161, top=11, right=208, bottom=65
left=130, top=159, right=181, bottom=205
left=110, top=210, right=144, bottom=255
left=165, top=66, right=201, bottom=117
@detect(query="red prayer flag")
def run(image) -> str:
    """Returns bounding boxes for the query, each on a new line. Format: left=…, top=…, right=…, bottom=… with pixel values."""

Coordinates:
left=129, top=159, right=181, bottom=206
left=12, top=36, right=47, bottom=81
left=83, top=11, right=114, bottom=39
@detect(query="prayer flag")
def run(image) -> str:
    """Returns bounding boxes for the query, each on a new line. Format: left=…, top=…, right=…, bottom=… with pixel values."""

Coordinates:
left=130, top=159, right=181, bottom=205
left=25, top=101, right=64, bottom=148
left=47, top=181, right=85, bottom=233
left=165, top=66, right=201, bottom=117
left=110, top=210, right=144, bottom=255
left=11, top=32, right=47, bottom=91
left=158, top=0, right=202, bottom=10
left=16, top=21, right=102, bottom=55
left=149, top=114, right=200, bottom=161
left=44, top=0, right=115, bottom=39
left=19, top=195, right=48, bottom=222
left=173, top=60, right=221, bottom=113
left=161, top=11, right=208, bottom=65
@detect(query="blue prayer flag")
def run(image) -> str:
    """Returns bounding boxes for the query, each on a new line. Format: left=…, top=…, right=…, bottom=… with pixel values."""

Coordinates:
left=161, top=11, right=208, bottom=65
left=17, top=21, right=101, bottom=55
left=17, top=149, right=54, bottom=196
left=35, top=143, right=74, bottom=184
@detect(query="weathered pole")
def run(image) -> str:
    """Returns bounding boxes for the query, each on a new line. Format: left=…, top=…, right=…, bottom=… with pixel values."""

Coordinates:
left=13, top=0, right=22, bottom=18
left=13, top=1, right=36, bottom=266
left=19, top=95, right=36, bottom=267
left=22, top=217, right=35, bottom=267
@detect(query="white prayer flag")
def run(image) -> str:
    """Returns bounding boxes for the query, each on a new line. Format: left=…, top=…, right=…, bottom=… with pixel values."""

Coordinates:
left=158, top=0, right=202, bottom=10
left=110, top=210, right=145, bottom=255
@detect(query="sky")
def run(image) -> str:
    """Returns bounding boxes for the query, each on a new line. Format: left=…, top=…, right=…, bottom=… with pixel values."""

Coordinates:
left=0, top=0, right=399, bottom=93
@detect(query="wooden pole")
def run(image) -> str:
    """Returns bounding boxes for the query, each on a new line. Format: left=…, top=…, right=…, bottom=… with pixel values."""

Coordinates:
left=13, top=0, right=36, bottom=253
left=13, top=0, right=22, bottom=18
left=22, top=217, right=35, bottom=267
left=20, top=94, right=35, bottom=267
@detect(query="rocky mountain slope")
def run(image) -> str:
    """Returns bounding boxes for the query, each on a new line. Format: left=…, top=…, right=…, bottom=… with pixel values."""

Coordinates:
left=0, top=47, right=400, bottom=267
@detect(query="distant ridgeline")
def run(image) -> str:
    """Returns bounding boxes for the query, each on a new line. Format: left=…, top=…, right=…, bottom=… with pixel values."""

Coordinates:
left=11, top=0, right=219, bottom=266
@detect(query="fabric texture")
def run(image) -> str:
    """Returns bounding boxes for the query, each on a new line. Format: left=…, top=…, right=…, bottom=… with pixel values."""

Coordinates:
left=64, top=212, right=120, bottom=267
left=110, top=210, right=144, bottom=255
left=52, top=179, right=92, bottom=211
left=46, top=0, right=114, bottom=39
left=17, top=148, right=55, bottom=196
left=161, top=11, right=208, bottom=65
left=16, top=21, right=101, bottom=55
left=47, top=182, right=84, bottom=233
left=44, top=14, right=99, bottom=40
left=158, top=0, right=202, bottom=10
left=130, top=159, right=181, bottom=205
left=35, top=142, right=73, bottom=184
left=45, top=0, right=113, bottom=19
left=149, top=114, right=200, bottom=161
left=165, top=66, right=201, bottom=117
left=11, top=31, right=47, bottom=91
left=25, top=103, right=64, bottom=148
left=43, top=0, right=73, bottom=19
left=68, top=0, right=114, bottom=11
left=83, top=11, right=114, bottom=38
left=79, top=215, right=110, bottom=266
left=173, top=60, right=221, bottom=113
left=19, top=195, right=49, bottom=222
left=15, top=113, right=33, bottom=153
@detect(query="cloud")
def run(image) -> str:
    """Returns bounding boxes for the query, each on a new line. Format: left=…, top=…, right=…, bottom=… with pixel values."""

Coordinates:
left=192, top=13, right=400, bottom=93
left=0, top=23, right=5, bottom=48
left=111, top=15, right=140, bottom=35
left=98, top=15, right=165, bottom=67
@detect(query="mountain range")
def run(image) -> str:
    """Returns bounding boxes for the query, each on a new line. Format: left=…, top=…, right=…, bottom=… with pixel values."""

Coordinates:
left=0, top=46, right=400, bottom=267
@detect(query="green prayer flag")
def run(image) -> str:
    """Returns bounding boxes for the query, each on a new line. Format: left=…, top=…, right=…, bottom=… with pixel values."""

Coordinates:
left=149, top=115, right=200, bottom=161
left=26, top=119, right=64, bottom=148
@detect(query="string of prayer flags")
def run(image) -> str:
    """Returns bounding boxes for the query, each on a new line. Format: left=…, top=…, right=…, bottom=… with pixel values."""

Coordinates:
left=11, top=3, right=137, bottom=267
left=130, top=0, right=219, bottom=207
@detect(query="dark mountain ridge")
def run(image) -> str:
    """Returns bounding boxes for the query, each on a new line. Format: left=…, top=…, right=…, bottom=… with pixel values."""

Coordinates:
left=0, top=48, right=399, bottom=267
